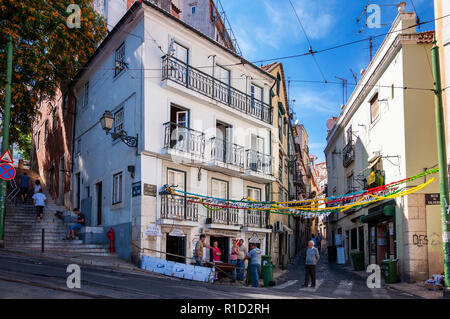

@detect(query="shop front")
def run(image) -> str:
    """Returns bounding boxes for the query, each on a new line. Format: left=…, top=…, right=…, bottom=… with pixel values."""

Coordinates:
left=361, top=200, right=396, bottom=266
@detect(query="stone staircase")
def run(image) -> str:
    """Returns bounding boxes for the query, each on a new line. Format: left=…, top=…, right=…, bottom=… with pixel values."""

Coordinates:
left=4, top=169, right=111, bottom=256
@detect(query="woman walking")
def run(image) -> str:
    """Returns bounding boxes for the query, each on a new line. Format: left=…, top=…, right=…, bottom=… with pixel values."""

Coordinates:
left=212, top=241, right=222, bottom=280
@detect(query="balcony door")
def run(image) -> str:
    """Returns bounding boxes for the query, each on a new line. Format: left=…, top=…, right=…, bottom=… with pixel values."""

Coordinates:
left=250, top=134, right=264, bottom=171
left=215, top=64, right=230, bottom=104
left=170, top=105, right=189, bottom=152
left=250, top=84, right=263, bottom=117
left=211, top=179, right=228, bottom=224
left=168, top=169, right=186, bottom=192
left=216, top=122, right=231, bottom=163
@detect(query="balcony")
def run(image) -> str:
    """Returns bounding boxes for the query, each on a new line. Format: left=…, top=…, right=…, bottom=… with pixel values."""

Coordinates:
left=343, top=142, right=355, bottom=167
left=244, top=210, right=267, bottom=228
left=160, top=195, right=199, bottom=222
left=206, top=208, right=240, bottom=226
left=162, top=55, right=273, bottom=125
left=163, top=122, right=205, bottom=161
left=206, top=138, right=245, bottom=174
left=244, top=150, right=274, bottom=183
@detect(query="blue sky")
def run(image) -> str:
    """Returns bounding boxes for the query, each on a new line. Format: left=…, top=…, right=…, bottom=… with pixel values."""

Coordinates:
left=221, top=0, right=435, bottom=162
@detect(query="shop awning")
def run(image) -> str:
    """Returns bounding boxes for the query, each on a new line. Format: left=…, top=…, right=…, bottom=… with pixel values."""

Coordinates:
left=278, top=102, right=286, bottom=116
left=360, top=204, right=395, bottom=224
left=359, top=156, right=381, bottom=174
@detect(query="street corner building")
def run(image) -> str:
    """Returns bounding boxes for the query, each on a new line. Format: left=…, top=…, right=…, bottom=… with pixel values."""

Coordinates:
left=68, top=1, right=279, bottom=264
left=325, top=8, right=443, bottom=283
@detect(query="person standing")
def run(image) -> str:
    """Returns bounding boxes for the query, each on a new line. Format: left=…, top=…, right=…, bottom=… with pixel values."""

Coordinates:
left=19, top=172, right=30, bottom=203
left=317, top=233, right=323, bottom=253
left=304, top=240, right=320, bottom=287
left=33, top=179, right=41, bottom=194
left=212, top=241, right=222, bottom=280
left=237, top=238, right=248, bottom=281
left=230, top=240, right=240, bottom=282
left=32, top=188, right=47, bottom=222
left=310, top=234, right=317, bottom=247
left=246, top=243, right=262, bottom=288
left=194, top=234, right=211, bottom=266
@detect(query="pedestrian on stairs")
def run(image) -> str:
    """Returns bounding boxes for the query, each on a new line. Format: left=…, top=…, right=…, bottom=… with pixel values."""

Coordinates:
left=64, top=208, right=85, bottom=240
left=32, top=188, right=47, bottom=222
left=19, top=172, right=30, bottom=203
left=33, top=180, right=41, bottom=194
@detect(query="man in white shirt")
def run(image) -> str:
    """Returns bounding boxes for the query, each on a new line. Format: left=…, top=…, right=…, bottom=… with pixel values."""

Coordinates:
left=32, top=188, right=47, bottom=222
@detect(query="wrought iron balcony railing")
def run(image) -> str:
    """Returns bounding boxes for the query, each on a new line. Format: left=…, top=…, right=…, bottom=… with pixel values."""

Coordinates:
left=245, top=149, right=273, bottom=175
left=162, top=55, right=273, bottom=124
left=206, top=207, right=240, bottom=226
left=343, top=142, right=355, bottom=167
left=160, top=194, right=198, bottom=221
left=163, top=122, right=205, bottom=157
left=209, top=137, right=244, bottom=168
left=245, top=210, right=267, bottom=228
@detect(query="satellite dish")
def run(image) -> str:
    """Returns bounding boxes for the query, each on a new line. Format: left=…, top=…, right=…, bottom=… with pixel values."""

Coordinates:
left=326, top=118, right=337, bottom=131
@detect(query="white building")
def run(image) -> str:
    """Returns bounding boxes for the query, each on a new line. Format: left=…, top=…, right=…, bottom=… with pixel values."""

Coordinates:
left=71, top=1, right=274, bottom=263
left=325, top=7, right=441, bottom=282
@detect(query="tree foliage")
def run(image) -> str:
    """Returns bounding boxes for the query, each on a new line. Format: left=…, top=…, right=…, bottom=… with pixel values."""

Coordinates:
left=0, top=0, right=108, bottom=151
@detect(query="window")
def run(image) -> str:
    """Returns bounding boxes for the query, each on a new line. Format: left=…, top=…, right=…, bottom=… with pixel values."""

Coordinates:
left=168, top=169, right=186, bottom=192
left=370, top=93, right=379, bottom=123
left=285, top=160, right=289, bottom=175
left=83, top=81, right=89, bottom=109
left=216, top=64, right=230, bottom=86
left=212, top=179, right=228, bottom=199
left=247, top=187, right=261, bottom=201
left=278, top=116, right=283, bottom=141
left=347, top=174, right=353, bottom=193
left=173, top=41, right=188, bottom=64
left=62, top=93, right=68, bottom=118
left=36, top=131, right=41, bottom=151
left=284, top=118, right=287, bottom=136
left=251, top=84, right=263, bottom=109
left=52, top=108, right=57, bottom=131
left=279, top=154, right=283, bottom=181
left=191, top=6, right=196, bottom=14
left=112, top=172, right=123, bottom=204
left=114, top=108, right=124, bottom=134
left=114, top=42, right=126, bottom=77
left=276, top=73, right=281, bottom=96
left=44, top=120, right=48, bottom=141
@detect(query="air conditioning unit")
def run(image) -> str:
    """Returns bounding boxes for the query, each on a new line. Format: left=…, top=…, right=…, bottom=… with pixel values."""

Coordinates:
left=273, top=221, right=283, bottom=233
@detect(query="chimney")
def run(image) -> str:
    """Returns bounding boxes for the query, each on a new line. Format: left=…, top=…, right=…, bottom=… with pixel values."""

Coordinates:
left=397, top=2, right=406, bottom=14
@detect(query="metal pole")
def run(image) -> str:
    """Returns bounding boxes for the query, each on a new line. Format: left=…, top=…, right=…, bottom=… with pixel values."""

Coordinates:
left=41, top=228, right=45, bottom=253
left=431, top=40, right=450, bottom=287
left=0, top=36, right=13, bottom=245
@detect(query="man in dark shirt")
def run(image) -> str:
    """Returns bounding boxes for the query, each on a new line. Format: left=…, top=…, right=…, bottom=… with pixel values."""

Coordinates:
left=19, top=173, right=30, bottom=203
left=64, top=208, right=85, bottom=240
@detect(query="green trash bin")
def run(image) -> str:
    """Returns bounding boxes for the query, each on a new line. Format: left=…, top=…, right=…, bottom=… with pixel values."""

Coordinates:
left=262, top=255, right=272, bottom=267
left=262, top=263, right=274, bottom=287
left=351, top=251, right=364, bottom=271
left=382, top=259, right=399, bottom=283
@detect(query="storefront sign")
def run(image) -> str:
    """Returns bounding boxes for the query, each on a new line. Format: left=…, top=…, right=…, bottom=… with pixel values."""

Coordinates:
left=169, top=228, right=186, bottom=237
left=425, top=193, right=440, bottom=205
left=144, top=224, right=162, bottom=237
left=144, top=183, right=157, bottom=196
left=203, top=229, right=239, bottom=237
left=249, top=234, right=261, bottom=244
left=132, top=181, right=141, bottom=197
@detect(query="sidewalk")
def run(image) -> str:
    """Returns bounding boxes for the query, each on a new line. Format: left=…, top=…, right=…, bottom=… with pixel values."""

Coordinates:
left=0, top=248, right=139, bottom=271
left=340, top=264, right=443, bottom=299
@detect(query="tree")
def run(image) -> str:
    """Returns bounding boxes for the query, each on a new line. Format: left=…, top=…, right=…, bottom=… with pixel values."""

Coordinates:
left=0, top=0, right=108, bottom=151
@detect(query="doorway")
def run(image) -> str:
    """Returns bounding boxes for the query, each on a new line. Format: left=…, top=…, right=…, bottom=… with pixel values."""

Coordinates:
left=96, top=182, right=102, bottom=226
left=358, top=226, right=365, bottom=266
left=170, top=105, right=189, bottom=151
left=215, top=121, right=232, bottom=163
left=209, top=236, right=229, bottom=263
left=278, top=232, right=285, bottom=267
left=166, top=235, right=186, bottom=264
left=345, top=230, right=350, bottom=263
left=75, top=173, right=81, bottom=209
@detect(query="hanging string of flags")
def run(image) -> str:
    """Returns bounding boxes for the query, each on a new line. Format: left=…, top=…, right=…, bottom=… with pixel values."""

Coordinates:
left=162, top=167, right=439, bottom=219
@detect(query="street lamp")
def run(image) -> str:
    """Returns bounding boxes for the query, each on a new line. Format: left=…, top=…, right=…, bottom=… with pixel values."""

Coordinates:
left=100, top=110, right=138, bottom=148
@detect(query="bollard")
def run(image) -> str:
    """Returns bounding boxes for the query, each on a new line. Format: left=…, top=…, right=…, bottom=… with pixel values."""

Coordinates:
left=41, top=229, right=45, bottom=253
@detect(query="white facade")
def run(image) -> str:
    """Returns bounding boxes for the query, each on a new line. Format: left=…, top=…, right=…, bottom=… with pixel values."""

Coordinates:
left=325, top=11, right=440, bottom=282
left=72, top=2, right=274, bottom=263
